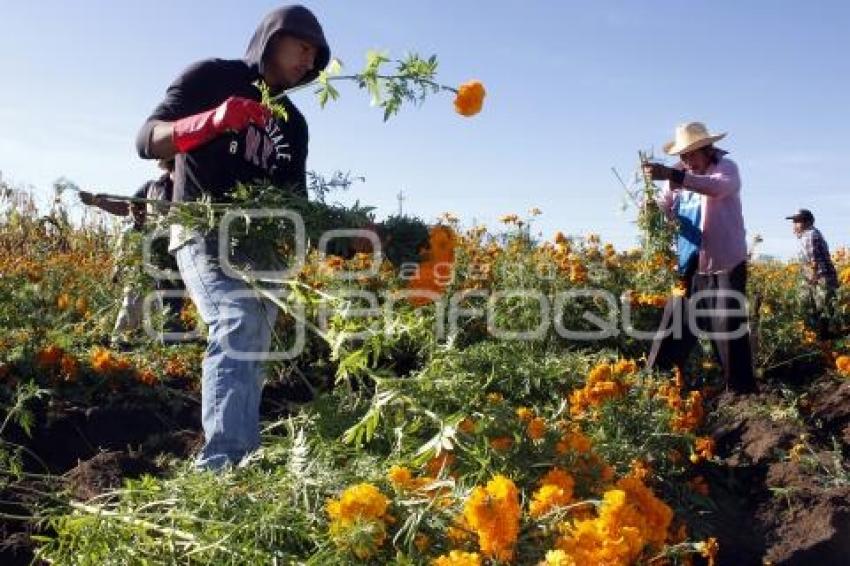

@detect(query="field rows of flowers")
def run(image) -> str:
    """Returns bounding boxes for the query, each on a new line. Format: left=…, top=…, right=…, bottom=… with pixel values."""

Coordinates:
left=2, top=182, right=850, bottom=565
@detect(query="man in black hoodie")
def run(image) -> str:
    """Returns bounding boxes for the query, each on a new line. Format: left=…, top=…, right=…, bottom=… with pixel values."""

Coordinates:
left=136, top=5, right=330, bottom=471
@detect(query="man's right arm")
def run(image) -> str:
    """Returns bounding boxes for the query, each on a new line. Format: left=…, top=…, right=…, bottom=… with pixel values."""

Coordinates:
left=140, top=122, right=178, bottom=160
left=136, top=61, right=270, bottom=160
left=136, top=61, right=210, bottom=160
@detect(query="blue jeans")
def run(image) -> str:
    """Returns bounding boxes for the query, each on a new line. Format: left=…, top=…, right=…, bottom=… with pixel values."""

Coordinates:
left=175, top=237, right=278, bottom=471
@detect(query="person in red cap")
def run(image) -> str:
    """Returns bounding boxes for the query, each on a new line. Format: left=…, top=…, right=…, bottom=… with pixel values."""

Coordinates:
left=787, top=208, right=838, bottom=338
left=135, top=5, right=330, bottom=471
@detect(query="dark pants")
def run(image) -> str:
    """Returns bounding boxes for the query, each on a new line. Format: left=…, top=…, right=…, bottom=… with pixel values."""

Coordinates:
left=648, top=261, right=758, bottom=394
left=802, top=282, right=837, bottom=340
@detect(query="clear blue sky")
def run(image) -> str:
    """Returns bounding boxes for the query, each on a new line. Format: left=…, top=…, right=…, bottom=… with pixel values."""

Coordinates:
left=1, top=1, right=849, bottom=258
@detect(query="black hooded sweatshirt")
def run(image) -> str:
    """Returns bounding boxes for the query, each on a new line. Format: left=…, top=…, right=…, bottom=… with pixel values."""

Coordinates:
left=135, top=5, right=330, bottom=204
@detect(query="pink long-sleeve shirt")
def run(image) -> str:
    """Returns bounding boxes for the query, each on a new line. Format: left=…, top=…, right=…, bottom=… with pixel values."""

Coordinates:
left=658, top=156, right=748, bottom=274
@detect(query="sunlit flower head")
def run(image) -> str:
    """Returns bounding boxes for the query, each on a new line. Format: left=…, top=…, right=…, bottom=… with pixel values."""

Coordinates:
left=454, top=80, right=486, bottom=117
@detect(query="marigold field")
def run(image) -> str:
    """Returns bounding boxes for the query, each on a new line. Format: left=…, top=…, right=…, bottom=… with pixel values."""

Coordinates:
left=1, top=186, right=849, bottom=565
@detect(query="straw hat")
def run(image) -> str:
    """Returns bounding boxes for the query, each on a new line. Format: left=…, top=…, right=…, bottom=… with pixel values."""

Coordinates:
left=663, top=122, right=726, bottom=155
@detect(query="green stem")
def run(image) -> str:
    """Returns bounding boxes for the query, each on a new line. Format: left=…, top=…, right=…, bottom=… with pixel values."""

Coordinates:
left=277, top=73, right=458, bottom=100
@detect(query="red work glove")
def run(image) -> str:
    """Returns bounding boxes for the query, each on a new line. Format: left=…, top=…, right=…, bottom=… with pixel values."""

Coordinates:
left=172, top=96, right=271, bottom=154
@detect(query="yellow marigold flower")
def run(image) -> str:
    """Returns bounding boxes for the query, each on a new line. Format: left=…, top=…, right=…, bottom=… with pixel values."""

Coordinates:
left=555, top=488, right=644, bottom=565
left=463, top=475, right=520, bottom=562
left=529, top=468, right=575, bottom=518
left=453, top=80, right=486, bottom=117
left=498, top=214, right=519, bottom=225
left=388, top=465, right=413, bottom=489
left=615, top=477, right=673, bottom=549
left=697, top=537, right=720, bottom=566
left=515, top=406, right=534, bottom=422
left=840, top=267, right=850, bottom=286
left=326, top=483, right=391, bottom=559
left=543, top=549, right=575, bottom=565
left=613, top=358, right=638, bottom=376
left=489, top=436, right=513, bottom=451
left=527, top=417, right=547, bottom=441
left=486, top=392, right=504, bottom=404
left=588, top=362, right=613, bottom=382
left=432, top=550, right=481, bottom=566
left=326, top=483, right=390, bottom=523
left=789, top=442, right=806, bottom=462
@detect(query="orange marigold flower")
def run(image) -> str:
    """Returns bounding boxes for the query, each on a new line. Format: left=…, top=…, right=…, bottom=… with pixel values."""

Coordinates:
left=36, top=345, right=63, bottom=368
left=463, top=475, right=520, bottom=561
left=136, top=369, right=158, bottom=386
left=691, top=436, right=716, bottom=464
left=407, top=225, right=456, bottom=306
left=326, top=483, right=391, bottom=560
left=56, top=293, right=71, bottom=311
left=426, top=451, right=455, bottom=477
left=529, top=468, right=575, bottom=518
left=615, top=476, right=674, bottom=549
left=453, top=80, right=486, bottom=117
left=556, top=429, right=592, bottom=454
left=835, top=355, right=850, bottom=376
left=527, top=417, right=547, bottom=441
left=90, top=347, right=131, bottom=375
left=458, top=417, right=476, bottom=434
left=613, top=358, right=638, bottom=376
left=628, top=459, right=651, bottom=481
left=388, top=465, right=413, bottom=489
left=489, top=436, right=513, bottom=451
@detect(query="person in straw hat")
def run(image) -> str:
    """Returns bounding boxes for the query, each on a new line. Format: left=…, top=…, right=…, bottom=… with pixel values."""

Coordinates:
left=643, top=121, right=758, bottom=394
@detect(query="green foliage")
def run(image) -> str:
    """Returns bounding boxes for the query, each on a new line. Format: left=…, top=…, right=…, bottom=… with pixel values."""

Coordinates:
left=255, top=79, right=289, bottom=121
